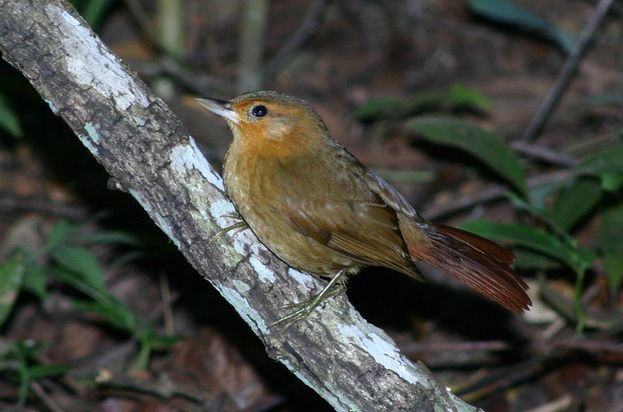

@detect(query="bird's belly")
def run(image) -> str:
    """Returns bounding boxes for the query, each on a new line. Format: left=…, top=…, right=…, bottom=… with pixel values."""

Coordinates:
left=223, top=149, right=361, bottom=277
left=238, top=201, right=356, bottom=277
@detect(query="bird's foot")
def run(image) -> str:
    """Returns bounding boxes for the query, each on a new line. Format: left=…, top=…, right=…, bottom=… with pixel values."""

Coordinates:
left=269, top=270, right=348, bottom=328
left=212, top=213, right=247, bottom=240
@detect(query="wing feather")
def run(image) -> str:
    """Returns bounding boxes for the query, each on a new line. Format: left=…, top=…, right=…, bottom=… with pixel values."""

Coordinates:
left=285, top=198, right=419, bottom=278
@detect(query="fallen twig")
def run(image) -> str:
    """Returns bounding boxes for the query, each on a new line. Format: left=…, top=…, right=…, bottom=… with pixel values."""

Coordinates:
left=511, top=141, right=579, bottom=167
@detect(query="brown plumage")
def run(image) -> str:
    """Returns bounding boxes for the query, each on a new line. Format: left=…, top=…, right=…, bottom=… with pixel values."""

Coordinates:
left=198, top=91, right=531, bottom=322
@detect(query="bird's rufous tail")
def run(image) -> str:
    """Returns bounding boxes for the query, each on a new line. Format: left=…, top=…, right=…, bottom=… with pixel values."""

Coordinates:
left=408, top=223, right=531, bottom=313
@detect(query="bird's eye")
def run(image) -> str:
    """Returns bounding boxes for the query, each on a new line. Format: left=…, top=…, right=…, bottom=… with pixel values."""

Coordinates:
left=251, top=105, right=268, bottom=118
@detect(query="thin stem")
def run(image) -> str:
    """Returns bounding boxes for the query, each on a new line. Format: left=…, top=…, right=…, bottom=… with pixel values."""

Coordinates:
left=521, top=0, right=615, bottom=141
left=237, top=0, right=269, bottom=92
left=265, top=0, right=331, bottom=75
left=423, top=170, right=572, bottom=220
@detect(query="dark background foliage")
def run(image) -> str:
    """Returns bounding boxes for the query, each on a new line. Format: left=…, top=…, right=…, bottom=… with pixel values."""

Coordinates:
left=0, top=0, right=621, bottom=411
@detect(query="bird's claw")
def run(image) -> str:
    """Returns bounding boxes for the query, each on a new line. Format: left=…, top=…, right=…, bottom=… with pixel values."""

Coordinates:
left=269, top=282, right=347, bottom=328
left=212, top=213, right=247, bottom=241
left=269, top=305, right=314, bottom=328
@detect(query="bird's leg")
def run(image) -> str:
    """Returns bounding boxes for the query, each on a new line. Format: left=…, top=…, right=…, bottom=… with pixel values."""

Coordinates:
left=212, top=213, right=247, bottom=240
left=269, top=269, right=349, bottom=328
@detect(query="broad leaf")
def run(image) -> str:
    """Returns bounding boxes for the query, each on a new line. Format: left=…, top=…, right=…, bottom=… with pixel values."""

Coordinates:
left=72, top=299, right=137, bottom=332
left=0, top=254, right=26, bottom=326
left=514, top=248, right=562, bottom=271
left=447, top=84, right=492, bottom=111
left=460, top=220, right=595, bottom=272
left=469, top=0, right=574, bottom=54
left=550, top=178, right=602, bottom=230
left=353, top=85, right=490, bottom=122
left=579, top=143, right=623, bottom=191
left=71, top=0, right=116, bottom=30
left=51, top=245, right=105, bottom=290
left=597, top=204, right=623, bottom=291
left=21, top=264, right=47, bottom=300
left=352, top=98, right=407, bottom=122
left=44, top=220, right=79, bottom=253
left=409, top=117, right=526, bottom=193
left=28, top=364, right=67, bottom=379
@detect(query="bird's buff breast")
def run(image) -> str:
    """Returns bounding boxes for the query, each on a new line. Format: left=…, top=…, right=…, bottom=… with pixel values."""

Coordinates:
left=223, top=150, right=358, bottom=277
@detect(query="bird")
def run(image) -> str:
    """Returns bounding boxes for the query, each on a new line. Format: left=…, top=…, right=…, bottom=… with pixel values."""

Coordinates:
left=197, top=90, right=531, bottom=325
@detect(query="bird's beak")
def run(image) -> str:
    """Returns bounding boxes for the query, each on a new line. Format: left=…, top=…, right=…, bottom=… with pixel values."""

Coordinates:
left=196, top=98, right=240, bottom=124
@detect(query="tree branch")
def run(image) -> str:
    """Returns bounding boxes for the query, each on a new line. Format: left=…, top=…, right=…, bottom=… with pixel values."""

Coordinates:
left=0, top=1, right=479, bottom=410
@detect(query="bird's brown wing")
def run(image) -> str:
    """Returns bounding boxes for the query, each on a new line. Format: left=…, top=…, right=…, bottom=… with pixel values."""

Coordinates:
left=284, top=196, right=421, bottom=278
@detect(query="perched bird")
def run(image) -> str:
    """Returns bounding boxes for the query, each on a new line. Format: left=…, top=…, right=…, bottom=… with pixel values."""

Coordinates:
left=197, top=91, right=530, bottom=325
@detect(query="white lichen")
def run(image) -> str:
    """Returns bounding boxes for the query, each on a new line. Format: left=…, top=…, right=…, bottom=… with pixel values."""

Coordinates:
left=46, top=5, right=149, bottom=112
left=84, top=122, right=100, bottom=144
left=233, top=279, right=251, bottom=294
left=45, top=99, right=58, bottom=115
left=169, top=139, right=225, bottom=191
left=287, top=268, right=317, bottom=292
left=338, top=324, right=419, bottom=385
left=208, top=199, right=238, bottom=227
left=77, top=134, right=99, bottom=156
left=249, top=255, right=276, bottom=283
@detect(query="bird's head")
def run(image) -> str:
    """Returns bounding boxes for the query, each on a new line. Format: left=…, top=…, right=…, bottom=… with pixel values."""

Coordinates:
left=197, top=90, right=329, bottom=156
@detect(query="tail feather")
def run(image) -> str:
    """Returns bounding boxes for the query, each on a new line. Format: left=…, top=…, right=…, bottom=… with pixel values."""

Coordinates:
left=408, top=223, right=531, bottom=313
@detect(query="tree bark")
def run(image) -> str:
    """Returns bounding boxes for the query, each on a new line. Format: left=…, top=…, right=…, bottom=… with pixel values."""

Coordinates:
left=0, top=1, right=479, bottom=410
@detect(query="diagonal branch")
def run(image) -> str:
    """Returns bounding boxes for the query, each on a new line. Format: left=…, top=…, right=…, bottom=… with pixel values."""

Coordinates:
left=0, top=1, right=479, bottom=410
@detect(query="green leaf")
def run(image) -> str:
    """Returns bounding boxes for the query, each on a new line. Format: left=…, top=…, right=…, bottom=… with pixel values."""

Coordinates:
left=527, top=180, right=562, bottom=210
left=0, top=95, right=23, bottom=138
left=600, top=173, right=623, bottom=192
left=597, top=204, right=623, bottom=291
left=51, top=245, right=105, bottom=290
left=28, top=364, right=67, bottom=379
left=11, top=340, right=44, bottom=359
left=44, top=220, right=79, bottom=253
left=50, top=266, right=112, bottom=306
left=138, top=329, right=179, bottom=349
left=514, top=248, right=562, bottom=271
left=352, top=97, right=407, bottom=122
left=353, top=85, right=490, bottom=122
left=73, top=299, right=137, bottom=332
left=603, top=254, right=623, bottom=292
left=408, top=117, right=526, bottom=193
left=460, top=220, right=595, bottom=272
left=448, top=84, right=492, bottom=111
left=21, top=264, right=48, bottom=300
left=0, top=254, right=26, bottom=326
left=469, top=0, right=574, bottom=54
left=582, top=144, right=623, bottom=171
left=70, top=0, right=116, bottom=29
left=550, top=178, right=602, bottom=230
left=82, top=0, right=116, bottom=28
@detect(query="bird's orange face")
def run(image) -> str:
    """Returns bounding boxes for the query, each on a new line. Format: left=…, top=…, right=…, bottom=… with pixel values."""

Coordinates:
left=198, top=92, right=327, bottom=158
